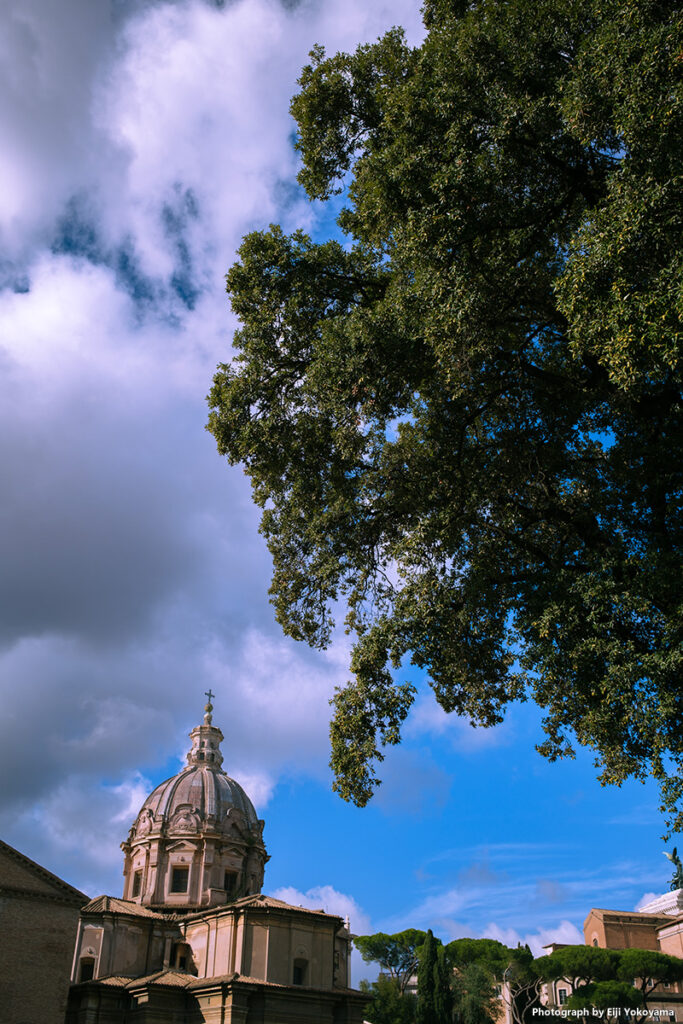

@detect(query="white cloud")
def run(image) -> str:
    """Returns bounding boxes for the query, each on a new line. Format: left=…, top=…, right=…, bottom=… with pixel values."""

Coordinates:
left=404, top=692, right=515, bottom=750
left=635, top=892, right=659, bottom=911
left=272, top=883, right=371, bottom=935
left=482, top=920, right=583, bottom=958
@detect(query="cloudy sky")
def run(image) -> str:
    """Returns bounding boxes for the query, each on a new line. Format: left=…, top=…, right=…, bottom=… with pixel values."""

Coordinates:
left=0, top=0, right=673, bottom=982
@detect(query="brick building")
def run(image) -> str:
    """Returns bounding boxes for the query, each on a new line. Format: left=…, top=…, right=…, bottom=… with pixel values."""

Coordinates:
left=0, top=839, right=87, bottom=1024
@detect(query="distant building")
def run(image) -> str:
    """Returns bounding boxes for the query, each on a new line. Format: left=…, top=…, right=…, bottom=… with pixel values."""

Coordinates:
left=582, top=890, right=683, bottom=1018
left=66, top=695, right=368, bottom=1023
left=0, top=839, right=87, bottom=1024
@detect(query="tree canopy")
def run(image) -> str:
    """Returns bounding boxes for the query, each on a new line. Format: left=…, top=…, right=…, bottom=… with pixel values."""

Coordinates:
left=565, top=980, right=644, bottom=1012
left=355, top=929, right=428, bottom=993
left=207, top=0, right=683, bottom=822
left=616, top=948, right=683, bottom=1000
left=534, top=945, right=683, bottom=1010
left=447, top=937, right=513, bottom=974
left=534, top=945, right=621, bottom=992
left=360, top=975, right=417, bottom=1024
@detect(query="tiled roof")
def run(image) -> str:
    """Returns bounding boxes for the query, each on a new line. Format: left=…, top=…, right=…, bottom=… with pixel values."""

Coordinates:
left=89, top=971, right=365, bottom=998
left=126, top=970, right=195, bottom=989
left=588, top=907, right=674, bottom=920
left=227, top=893, right=341, bottom=919
left=81, top=891, right=343, bottom=923
left=82, top=895, right=172, bottom=919
left=186, top=974, right=364, bottom=996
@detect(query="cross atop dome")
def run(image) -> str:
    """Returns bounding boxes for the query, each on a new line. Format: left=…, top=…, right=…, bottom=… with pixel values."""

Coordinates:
left=204, top=688, right=215, bottom=725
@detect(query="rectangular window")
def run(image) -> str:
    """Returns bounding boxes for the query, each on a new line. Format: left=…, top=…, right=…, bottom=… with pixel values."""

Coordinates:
left=558, top=989, right=568, bottom=1005
left=171, top=866, right=189, bottom=893
left=224, top=871, right=238, bottom=896
left=132, top=870, right=142, bottom=897
left=79, top=959, right=95, bottom=982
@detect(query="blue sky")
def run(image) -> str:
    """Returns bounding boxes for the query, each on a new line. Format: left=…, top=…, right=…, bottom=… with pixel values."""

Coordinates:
left=0, top=0, right=673, bottom=986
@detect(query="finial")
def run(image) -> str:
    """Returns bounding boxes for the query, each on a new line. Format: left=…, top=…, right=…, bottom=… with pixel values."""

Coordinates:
left=204, top=688, right=215, bottom=724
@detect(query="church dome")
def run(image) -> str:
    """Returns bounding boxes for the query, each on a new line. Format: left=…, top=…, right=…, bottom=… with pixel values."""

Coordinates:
left=121, top=695, right=268, bottom=910
left=139, top=753, right=259, bottom=831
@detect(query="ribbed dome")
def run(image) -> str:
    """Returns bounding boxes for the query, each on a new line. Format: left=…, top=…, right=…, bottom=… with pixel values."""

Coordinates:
left=121, top=698, right=268, bottom=908
left=141, top=764, right=258, bottom=829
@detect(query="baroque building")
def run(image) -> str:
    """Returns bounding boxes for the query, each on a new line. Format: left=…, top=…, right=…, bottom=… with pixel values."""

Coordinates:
left=66, top=696, right=368, bottom=1024
left=119, top=707, right=268, bottom=910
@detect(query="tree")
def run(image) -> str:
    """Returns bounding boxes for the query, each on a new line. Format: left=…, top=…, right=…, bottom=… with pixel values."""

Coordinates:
left=452, top=962, right=500, bottom=1024
left=534, top=945, right=621, bottom=995
left=447, top=938, right=541, bottom=1024
left=434, top=944, right=453, bottom=1024
left=360, top=975, right=417, bottom=1024
left=534, top=945, right=683, bottom=1011
left=417, top=930, right=439, bottom=1024
left=565, top=979, right=644, bottom=1012
left=207, top=0, right=683, bottom=824
left=447, top=938, right=511, bottom=975
left=500, top=946, right=543, bottom=1024
left=416, top=930, right=451, bottom=1024
left=355, top=930, right=428, bottom=994
left=616, top=948, right=683, bottom=1004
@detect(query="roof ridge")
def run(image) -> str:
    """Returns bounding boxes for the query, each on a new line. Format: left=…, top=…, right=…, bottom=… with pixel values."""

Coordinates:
left=0, top=839, right=88, bottom=902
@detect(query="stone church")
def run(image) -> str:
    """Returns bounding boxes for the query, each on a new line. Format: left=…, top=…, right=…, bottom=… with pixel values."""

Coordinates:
left=65, top=696, right=368, bottom=1023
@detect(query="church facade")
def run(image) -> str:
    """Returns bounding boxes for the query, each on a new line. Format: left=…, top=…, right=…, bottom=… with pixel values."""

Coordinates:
left=65, top=698, right=367, bottom=1023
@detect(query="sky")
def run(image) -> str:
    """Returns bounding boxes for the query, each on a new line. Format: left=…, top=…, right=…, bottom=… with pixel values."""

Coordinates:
left=0, top=0, right=675, bottom=986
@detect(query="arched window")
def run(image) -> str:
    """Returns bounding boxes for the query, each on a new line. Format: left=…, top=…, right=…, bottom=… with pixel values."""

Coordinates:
left=79, top=957, right=96, bottom=982
left=171, top=942, right=193, bottom=971
left=132, top=869, right=142, bottom=897
left=293, top=958, right=308, bottom=986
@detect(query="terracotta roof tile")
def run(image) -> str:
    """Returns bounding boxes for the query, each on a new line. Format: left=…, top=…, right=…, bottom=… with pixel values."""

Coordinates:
left=126, top=970, right=195, bottom=988
left=228, top=894, right=341, bottom=918
left=83, top=895, right=170, bottom=919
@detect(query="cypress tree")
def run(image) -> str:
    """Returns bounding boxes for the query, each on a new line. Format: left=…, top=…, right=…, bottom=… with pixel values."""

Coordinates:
left=434, top=944, right=453, bottom=1023
left=417, top=930, right=438, bottom=1024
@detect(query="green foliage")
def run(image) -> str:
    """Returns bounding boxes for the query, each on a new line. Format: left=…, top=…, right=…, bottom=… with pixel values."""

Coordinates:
left=616, top=948, right=683, bottom=998
left=447, top=937, right=512, bottom=974
left=565, top=979, right=644, bottom=1011
left=435, top=944, right=453, bottom=1024
left=361, top=975, right=417, bottom=1024
left=355, top=930, right=428, bottom=993
left=503, top=946, right=544, bottom=1024
left=535, top=945, right=621, bottom=989
left=417, top=930, right=451, bottom=1024
left=452, top=962, right=500, bottom=1024
left=535, top=944, right=683, bottom=1010
left=207, top=0, right=683, bottom=823
left=417, top=930, right=439, bottom=1024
